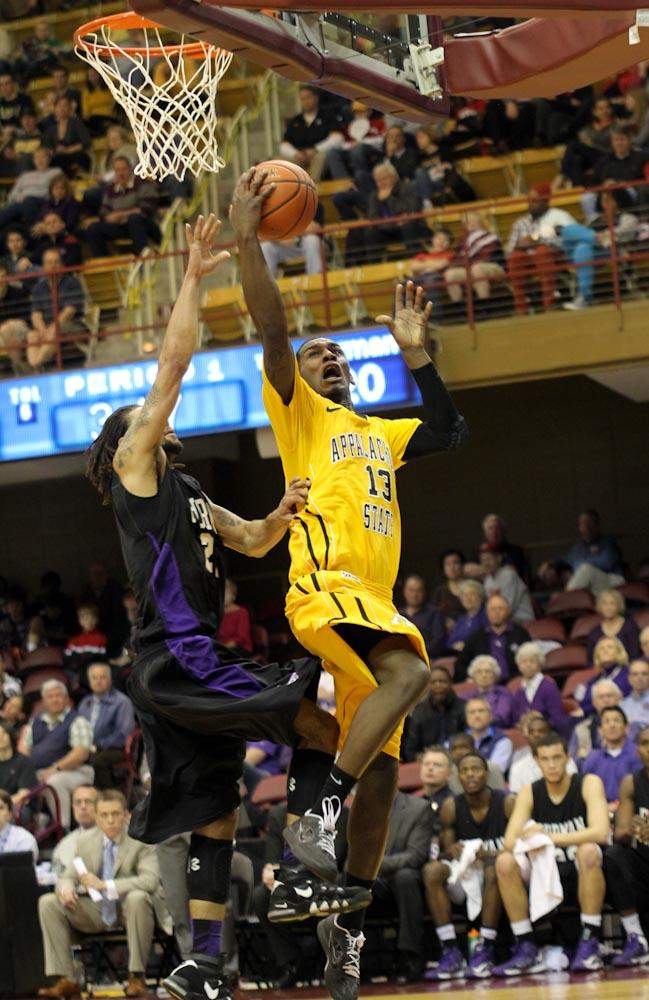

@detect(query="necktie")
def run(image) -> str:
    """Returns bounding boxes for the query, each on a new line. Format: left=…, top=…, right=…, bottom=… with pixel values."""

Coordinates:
left=101, top=840, right=117, bottom=926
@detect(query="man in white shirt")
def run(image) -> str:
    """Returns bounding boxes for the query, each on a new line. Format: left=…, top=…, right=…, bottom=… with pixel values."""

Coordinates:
left=480, top=546, right=534, bottom=625
left=51, top=785, right=98, bottom=876
left=621, top=660, right=649, bottom=732
left=506, top=182, right=575, bottom=315
left=0, top=788, right=38, bottom=862
left=509, top=714, right=577, bottom=793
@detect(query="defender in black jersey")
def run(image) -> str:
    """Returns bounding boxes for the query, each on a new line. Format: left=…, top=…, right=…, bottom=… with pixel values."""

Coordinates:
left=423, top=752, right=515, bottom=981
left=604, top=725, right=649, bottom=966
left=86, top=216, right=369, bottom=1000
left=494, top=732, right=609, bottom=977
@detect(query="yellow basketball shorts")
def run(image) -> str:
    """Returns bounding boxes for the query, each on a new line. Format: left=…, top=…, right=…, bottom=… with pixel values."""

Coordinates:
left=285, top=570, right=429, bottom=759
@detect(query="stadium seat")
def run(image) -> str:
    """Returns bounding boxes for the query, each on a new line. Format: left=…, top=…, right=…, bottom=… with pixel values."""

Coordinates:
left=634, top=608, right=649, bottom=631
left=543, top=643, right=589, bottom=678
left=514, top=147, right=566, bottom=192
left=569, top=613, right=601, bottom=644
left=398, top=761, right=423, bottom=792
left=562, top=667, right=598, bottom=702
left=251, top=773, right=288, bottom=808
left=453, top=680, right=476, bottom=699
left=17, top=646, right=64, bottom=676
left=617, top=581, right=649, bottom=607
left=525, top=617, right=567, bottom=644
left=546, top=589, right=595, bottom=618
left=350, top=261, right=408, bottom=320
left=201, top=285, right=250, bottom=342
left=455, top=156, right=517, bottom=200
left=507, top=676, right=524, bottom=693
left=503, top=727, right=527, bottom=751
left=431, top=656, right=457, bottom=678
left=294, top=270, right=357, bottom=330
left=317, top=178, right=354, bottom=223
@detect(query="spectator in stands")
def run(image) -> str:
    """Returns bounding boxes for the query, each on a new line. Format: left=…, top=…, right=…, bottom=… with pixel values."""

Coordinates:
left=26, top=246, right=86, bottom=371
left=38, top=788, right=166, bottom=1000
left=558, top=97, right=617, bottom=187
left=448, top=579, right=488, bottom=651
left=51, top=784, right=98, bottom=876
left=0, top=72, right=34, bottom=139
left=569, top=678, right=622, bottom=760
left=423, top=751, right=514, bottom=981
left=466, top=655, right=515, bottom=729
left=591, top=125, right=647, bottom=202
left=217, top=579, right=252, bottom=654
left=511, top=641, right=566, bottom=732
left=383, top=125, right=421, bottom=181
left=29, top=173, right=82, bottom=267
left=14, top=110, right=44, bottom=167
left=455, top=594, right=531, bottom=682
left=398, top=573, right=447, bottom=660
left=402, top=666, right=465, bottom=761
left=581, top=705, right=639, bottom=802
left=483, top=99, right=537, bottom=154
left=2, top=228, right=32, bottom=278
left=0, top=260, right=31, bottom=374
left=260, top=220, right=323, bottom=279
left=581, top=637, right=631, bottom=715
left=42, top=96, right=91, bottom=177
left=419, top=746, right=454, bottom=846
left=81, top=125, right=138, bottom=217
left=494, top=732, right=610, bottom=976
left=408, top=228, right=455, bottom=325
left=605, top=725, right=649, bottom=967
left=549, top=509, right=625, bottom=595
left=0, top=589, right=28, bottom=652
left=64, top=605, right=107, bottom=668
left=509, top=713, right=578, bottom=793
left=78, top=661, right=135, bottom=788
left=621, top=659, right=649, bottom=730
left=0, top=661, right=20, bottom=703
left=84, top=156, right=160, bottom=257
left=432, top=549, right=466, bottom=621
left=587, top=588, right=640, bottom=661
left=480, top=545, right=534, bottom=624
left=324, top=101, right=386, bottom=180
left=364, top=790, right=433, bottom=983
left=506, top=182, right=576, bottom=316
left=0, top=718, right=37, bottom=804
left=13, top=23, right=65, bottom=83
left=447, top=732, right=506, bottom=792
left=1, top=694, right=27, bottom=731
left=244, top=740, right=290, bottom=793
left=443, top=211, right=505, bottom=315
left=0, top=787, right=38, bottom=861
left=532, top=87, right=594, bottom=147
left=414, top=126, right=475, bottom=208
left=49, top=66, right=81, bottom=115
left=80, top=67, right=115, bottom=136
left=464, top=697, right=513, bottom=773
left=22, top=678, right=93, bottom=829
left=0, top=148, right=62, bottom=233
left=31, top=571, right=78, bottom=638
left=364, top=161, right=429, bottom=262
left=80, top=562, right=126, bottom=646
left=480, top=513, right=527, bottom=579
left=279, top=85, right=344, bottom=182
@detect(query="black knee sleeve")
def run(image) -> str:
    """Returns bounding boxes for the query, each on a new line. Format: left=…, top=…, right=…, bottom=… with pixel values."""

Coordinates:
left=286, top=748, right=335, bottom=816
left=186, top=835, right=233, bottom=904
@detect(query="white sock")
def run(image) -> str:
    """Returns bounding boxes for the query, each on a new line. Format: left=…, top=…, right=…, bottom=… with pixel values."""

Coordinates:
left=437, top=923, right=457, bottom=943
left=622, top=914, right=644, bottom=939
left=581, top=913, right=602, bottom=928
left=511, top=919, right=533, bottom=937
left=480, top=927, right=497, bottom=941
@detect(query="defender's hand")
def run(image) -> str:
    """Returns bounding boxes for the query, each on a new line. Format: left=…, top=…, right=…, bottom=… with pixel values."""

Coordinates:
left=275, top=477, right=311, bottom=522
left=376, top=281, right=433, bottom=351
left=184, top=213, right=230, bottom=280
left=229, top=168, right=275, bottom=240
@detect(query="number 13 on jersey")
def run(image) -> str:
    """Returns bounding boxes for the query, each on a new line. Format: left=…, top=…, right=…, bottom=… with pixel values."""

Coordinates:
left=363, top=464, right=394, bottom=537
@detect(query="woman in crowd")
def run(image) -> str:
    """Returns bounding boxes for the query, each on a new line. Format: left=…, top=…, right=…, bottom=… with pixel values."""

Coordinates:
left=511, top=641, right=566, bottom=732
left=217, top=579, right=253, bottom=655
left=581, top=635, right=631, bottom=714
left=80, top=67, right=116, bottom=136
left=587, top=587, right=641, bottom=660
left=0, top=719, right=37, bottom=806
left=29, top=173, right=81, bottom=266
left=466, top=653, right=515, bottom=728
left=447, top=579, right=487, bottom=650
left=0, top=787, right=38, bottom=861
left=432, top=549, right=466, bottom=621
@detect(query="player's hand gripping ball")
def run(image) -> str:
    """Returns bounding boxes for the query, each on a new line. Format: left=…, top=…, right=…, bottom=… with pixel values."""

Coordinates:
left=255, top=159, right=318, bottom=241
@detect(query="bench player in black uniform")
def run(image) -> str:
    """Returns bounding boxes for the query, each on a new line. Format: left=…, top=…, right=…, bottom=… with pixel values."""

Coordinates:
left=423, top=752, right=515, bottom=981
left=86, top=216, right=369, bottom=1000
left=494, top=731, right=609, bottom=977
left=604, top=724, right=649, bottom=966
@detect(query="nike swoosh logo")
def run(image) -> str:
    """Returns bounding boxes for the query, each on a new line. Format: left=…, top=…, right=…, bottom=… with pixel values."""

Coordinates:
left=272, top=901, right=289, bottom=908
left=204, top=983, right=220, bottom=1000
left=326, top=406, right=342, bottom=412
left=294, top=885, right=314, bottom=898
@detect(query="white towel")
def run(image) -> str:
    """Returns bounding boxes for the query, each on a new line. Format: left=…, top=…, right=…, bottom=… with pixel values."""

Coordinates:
left=447, top=838, right=484, bottom=921
left=513, top=826, right=563, bottom=922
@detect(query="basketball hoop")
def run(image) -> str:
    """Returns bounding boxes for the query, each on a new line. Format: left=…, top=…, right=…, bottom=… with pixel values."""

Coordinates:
left=74, top=12, right=232, bottom=181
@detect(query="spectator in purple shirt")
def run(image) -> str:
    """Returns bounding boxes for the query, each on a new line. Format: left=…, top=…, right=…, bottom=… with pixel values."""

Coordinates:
left=465, top=654, right=515, bottom=729
left=454, top=594, right=531, bottom=682
left=581, top=636, right=631, bottom=715
left=447, top=579, right=488, bottom=651
left=581, top=706, right=640, bottom=803
left=398, top=573, right=447, bottom=660
left=512, top=641, right=567, bottom=733
left=587, top=588, right=641, bottom=663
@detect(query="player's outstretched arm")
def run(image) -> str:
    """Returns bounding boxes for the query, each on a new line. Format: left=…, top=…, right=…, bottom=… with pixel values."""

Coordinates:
left=114, top=215, right=229, bottom=483
left=229, top=169, right=295, bottom=404
left=209, top=477, right=309, bottom=558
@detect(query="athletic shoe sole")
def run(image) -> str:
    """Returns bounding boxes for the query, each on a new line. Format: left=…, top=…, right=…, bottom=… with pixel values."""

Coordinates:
left=494, top=962, right=545, bottom=977
left=283, top=824, right=339, bottom=882
left=269, top=888, right=371, bottom=923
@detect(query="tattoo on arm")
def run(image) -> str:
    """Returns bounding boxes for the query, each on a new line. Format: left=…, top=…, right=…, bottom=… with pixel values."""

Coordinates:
left=212, top=505, right=245, bottom=531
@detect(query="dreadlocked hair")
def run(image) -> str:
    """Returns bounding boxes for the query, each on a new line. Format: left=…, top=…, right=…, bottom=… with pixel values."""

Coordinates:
left=86, top=405, right=138, bottom=505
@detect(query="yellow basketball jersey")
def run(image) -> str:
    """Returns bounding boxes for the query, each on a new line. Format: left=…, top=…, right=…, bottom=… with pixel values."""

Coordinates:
left=262, top=358, right=421, bottom=590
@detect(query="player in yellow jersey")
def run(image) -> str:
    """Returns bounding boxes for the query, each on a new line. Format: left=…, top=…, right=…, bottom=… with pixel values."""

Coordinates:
left=231, top=169, right=467, bottom=998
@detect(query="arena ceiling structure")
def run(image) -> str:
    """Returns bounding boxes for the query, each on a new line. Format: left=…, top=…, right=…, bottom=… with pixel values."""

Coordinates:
left=127, top=0, right=649, bottom=120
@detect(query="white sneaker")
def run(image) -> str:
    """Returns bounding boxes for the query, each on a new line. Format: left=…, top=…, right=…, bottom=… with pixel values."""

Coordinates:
left=563, top=296, right=588, bottom=310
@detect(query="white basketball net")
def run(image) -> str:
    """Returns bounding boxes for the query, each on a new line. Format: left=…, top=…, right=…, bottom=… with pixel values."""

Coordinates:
left=75, top=24, right=233, bottom=181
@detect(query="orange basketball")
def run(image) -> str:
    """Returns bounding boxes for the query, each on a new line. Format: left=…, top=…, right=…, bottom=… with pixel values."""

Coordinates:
left=256, top=159, right=318, bottom=241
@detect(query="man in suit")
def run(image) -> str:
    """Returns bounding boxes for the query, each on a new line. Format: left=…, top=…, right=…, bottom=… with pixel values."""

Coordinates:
left=454, top=595, right=531, bottom=682
left=364, top=791, right=435, bottom=983
left=38, top=788, right=170, bottom=999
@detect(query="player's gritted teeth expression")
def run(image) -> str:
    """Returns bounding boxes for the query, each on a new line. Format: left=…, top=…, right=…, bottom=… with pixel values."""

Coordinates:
left=297, top=338, right=355, bottom=404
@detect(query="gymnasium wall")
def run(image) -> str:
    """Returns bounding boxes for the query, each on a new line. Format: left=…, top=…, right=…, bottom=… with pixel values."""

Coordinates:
left=0, top=373, right=645, bottom=598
